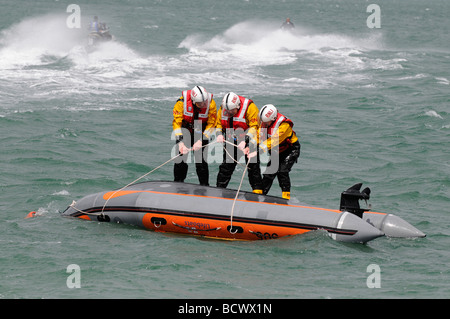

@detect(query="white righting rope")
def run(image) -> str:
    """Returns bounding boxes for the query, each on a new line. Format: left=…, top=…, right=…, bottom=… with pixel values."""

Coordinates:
left=69, top=200, right=100, bottom=215
left=100, top=152, right=184, bottom=213
left=222, top=139, right=247, bottom=167
left=69, top=152, right=184, bottom=216
left=70, top=139, right=252, bottom=236
left=219, top=139, right=252, bottom=234
left=71, top=141, right=217, bottom=216
left=101, top=141, right=219, bottom=213
left=229, top=158, right=250, bottom=234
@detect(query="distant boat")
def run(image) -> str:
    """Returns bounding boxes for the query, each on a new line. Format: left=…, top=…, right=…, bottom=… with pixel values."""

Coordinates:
left=60, top=181, right=425, bottom=244
left=87, top=27, right=113, bottom=50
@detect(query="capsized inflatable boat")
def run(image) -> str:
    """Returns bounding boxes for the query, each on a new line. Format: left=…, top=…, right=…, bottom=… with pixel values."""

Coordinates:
left=60, top=181, right=425, bottom=244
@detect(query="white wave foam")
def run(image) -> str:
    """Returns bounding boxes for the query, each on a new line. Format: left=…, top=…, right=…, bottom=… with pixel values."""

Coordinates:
left=0, top=17, right=394, bottom=101
left=178, top=20, right=380, bottom=68
left=0, top=14, right=84, bottom=69
left=425, top=110, right=443, bottom=119
left=70, top=42, right=150, bottom=79
left=0, top=14, right=146, bottom=76
left=435, top=77, right=449, bottom=85
left=179, top=21, right=299, bottom=67
left=174, top=20, right=392, bottom=93
left=399, top=73, right=427, bottom=80
left=52, top=190, right=70, bottom=196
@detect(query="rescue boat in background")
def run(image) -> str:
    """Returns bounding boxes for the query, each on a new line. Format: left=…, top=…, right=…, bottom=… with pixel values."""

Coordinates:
left=60, top=181, right=425, bottom=244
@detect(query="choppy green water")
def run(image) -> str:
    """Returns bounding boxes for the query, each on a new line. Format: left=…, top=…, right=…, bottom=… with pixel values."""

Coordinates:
left=1, top=0, right=449, bottom=299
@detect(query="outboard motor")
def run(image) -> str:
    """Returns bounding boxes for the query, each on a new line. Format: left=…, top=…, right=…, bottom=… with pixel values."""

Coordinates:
left=340, top=183, right=371, bottom=218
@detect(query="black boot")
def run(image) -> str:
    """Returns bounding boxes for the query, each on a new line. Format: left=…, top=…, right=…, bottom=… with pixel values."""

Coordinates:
left=174, top=161, right=188, bottom=182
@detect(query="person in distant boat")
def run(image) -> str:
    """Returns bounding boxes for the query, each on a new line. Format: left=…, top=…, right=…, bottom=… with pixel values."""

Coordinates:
left=172, top=86, right=217, bottom=186
left=89, top=16, right=109, bottom=33
left=281, top=17, right=295, bottom=30
left=215, top=92, right=263, bottom=194
left=89, top=16, right=101, bottom=32
left=246, top=104, right=300, bottom=199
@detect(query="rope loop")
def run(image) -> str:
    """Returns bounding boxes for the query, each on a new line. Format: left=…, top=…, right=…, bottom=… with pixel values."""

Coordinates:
left=229, top=159, right=250, bottom=234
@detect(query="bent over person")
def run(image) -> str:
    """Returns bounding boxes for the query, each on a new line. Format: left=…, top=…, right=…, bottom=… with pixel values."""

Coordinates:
left=215, top=92, right=263, bottom=193
left=172, top=86, right=217, bottom=186
left=247, top=104, right=300, bottom=199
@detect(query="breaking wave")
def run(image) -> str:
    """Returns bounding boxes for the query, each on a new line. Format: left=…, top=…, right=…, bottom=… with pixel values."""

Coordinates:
left=178, top=20, right=383, bottom=67
left=0, top=14, right=83, bottom=69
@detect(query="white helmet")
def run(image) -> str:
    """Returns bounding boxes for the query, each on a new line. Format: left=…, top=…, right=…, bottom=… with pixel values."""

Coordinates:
left=258, top=104, right=278, bottom=124
left=191, top=86, right=208, bottom=107
left=222, top=92, right=240, bottom=111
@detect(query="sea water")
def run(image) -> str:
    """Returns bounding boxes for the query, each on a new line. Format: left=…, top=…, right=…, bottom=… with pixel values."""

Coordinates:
left=0, top=0, right=449, bottom=299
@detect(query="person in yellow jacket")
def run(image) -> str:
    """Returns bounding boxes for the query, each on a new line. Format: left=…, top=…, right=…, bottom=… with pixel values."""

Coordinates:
left=172, top=85, right=217, bottom=186
left=214, top=92, right=263, bottom=193
left=246, top=104, right=300, bottom=199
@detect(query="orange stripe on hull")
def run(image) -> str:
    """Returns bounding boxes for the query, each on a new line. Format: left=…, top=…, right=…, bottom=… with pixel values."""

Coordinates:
left=103, top=190, right=142, bottom=200
left=365, top=211, right=387, bottom=216
left=142, top=213, right=310, bottom=241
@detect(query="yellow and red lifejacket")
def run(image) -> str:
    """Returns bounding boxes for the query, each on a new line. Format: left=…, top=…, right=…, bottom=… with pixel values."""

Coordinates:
left=181, top=89, right=213, bottom=125
left=262, top=112, right=295, bottom=152
left=220, top=95, right=253, bottom=131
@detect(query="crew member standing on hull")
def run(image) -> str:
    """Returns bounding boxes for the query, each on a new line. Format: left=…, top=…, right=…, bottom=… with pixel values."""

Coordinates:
left=247, top=104, right=300, bottom=199
left=215, top=92, right=263, bottom=193
left=172, top=86, right=217, bottom=186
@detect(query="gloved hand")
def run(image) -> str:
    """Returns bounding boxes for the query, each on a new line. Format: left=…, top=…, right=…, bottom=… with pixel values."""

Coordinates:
left=247, top=151, right=257, bottom=159
left=178, top=142, right=190, bottom=154
left=216, top=134, right=224, bottom=143
left=237, top=140, right=246, bottom=150
left=192, top=140, right=203, bottom=151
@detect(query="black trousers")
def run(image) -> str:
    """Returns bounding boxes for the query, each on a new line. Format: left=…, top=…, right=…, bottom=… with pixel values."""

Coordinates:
left=174, top=136, right=209, bottom=186
left=216, top=142, right=262, bottom=190
left=262, top=141, right=300, bottom=194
